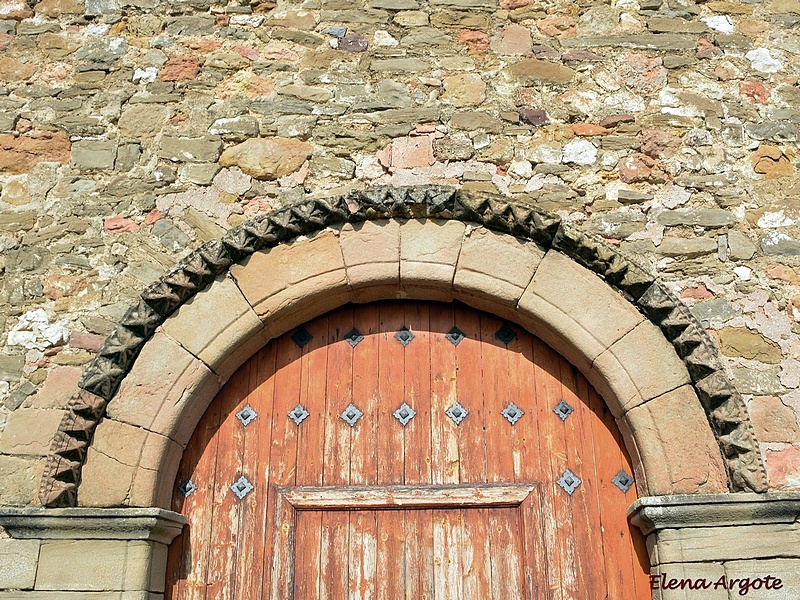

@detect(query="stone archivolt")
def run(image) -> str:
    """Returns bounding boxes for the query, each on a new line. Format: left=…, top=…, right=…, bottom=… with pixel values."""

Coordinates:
left=39, top=185, right=768, bottom=508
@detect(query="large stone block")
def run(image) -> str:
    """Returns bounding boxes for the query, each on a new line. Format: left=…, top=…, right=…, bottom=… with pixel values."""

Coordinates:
left=454, top=226, right=544, bottom=309
left=105, top=332, right=220, bottom=448
left=36, top=540, right=163, bottom=591
left=723, top=558, right=800, bottom=599
left=517, top=250, right=644, bottom=374
left=78, top=420, right=178, bottom=508
left=0, top=455, right=45, bottom=506
left=230, top=230, right=348, bottom=319
left=162, top=275, right=265, bottom=382
left=590, top=321, right=690, bottom=416
left=620, top=385, right=728, bottom=495
left=653, top=524, right=800, bottom=564
left=399, top=219, right=464, bottom=298
left=648, top=562, right=727, bottom=600
left=339, top=220, right=400, bottom=302
left=0, top=539, right=39, bottom=589
left=0, top=408, right=64, bottom=456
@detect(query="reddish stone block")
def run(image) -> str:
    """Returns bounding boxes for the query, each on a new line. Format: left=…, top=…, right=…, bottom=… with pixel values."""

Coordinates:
left=69, top=332, right=105, bottom=353
left=103, top=216, right=140, bottom=233
left=159, top=56, right=200, bottom=82
left=459, top=30, right=489, bottom=51
left=640, top=129, right=681, bottom=159
left=390, top=135, right=435, bottom=169
left=740, top=80, right=771, bottom=104
left=0, top=131, right=71, bottom=174
left=617, top=54, right=668, bottom=94
left=765, top=444, right=800, bottom=488
left=618, top=153, right=669, bottom=184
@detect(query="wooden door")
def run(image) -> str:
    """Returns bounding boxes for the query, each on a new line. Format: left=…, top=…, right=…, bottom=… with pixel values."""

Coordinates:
left=166, top=301, right=651, bottom=600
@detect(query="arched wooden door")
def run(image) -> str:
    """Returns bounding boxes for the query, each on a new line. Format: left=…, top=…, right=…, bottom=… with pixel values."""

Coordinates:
left=166, top=301, right=651, bottom=600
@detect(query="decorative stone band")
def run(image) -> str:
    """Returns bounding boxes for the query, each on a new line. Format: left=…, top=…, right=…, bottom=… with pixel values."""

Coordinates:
left=38, top=185, right=768, bottom=508
left=629, top=492, right=800, bottom=536
left=0, top=507, right=187, bottom=545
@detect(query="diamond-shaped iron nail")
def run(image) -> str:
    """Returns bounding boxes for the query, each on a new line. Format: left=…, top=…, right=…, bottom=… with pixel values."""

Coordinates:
left=394, top=327, right=415, bottom=347
left=289, top=404, right=310, bottom=426
left=501, top=402, right=525, bottom=425
left=495, top=323, right=517, bottom=345
left=556, top=469, right=582, bottom=495
left=340, top=403, right=363, bottom=426
left=236, top=404, right=258, bottom=427
left=553, top=399, right=574, bottom=421
left=393, top=402, right=416, bottom=426
left=345, top=327, right=364, bottom=347
left=291, top=327, right=313, bottom=348
left=178, top=479, right=197, bottom=497
left=445, top=402, right=469, bottom=425
left=445, top=326, right=465, bottom=346
left=230, top=476, right=254, bottom=499
left=612, top=470, right=634, bottom=493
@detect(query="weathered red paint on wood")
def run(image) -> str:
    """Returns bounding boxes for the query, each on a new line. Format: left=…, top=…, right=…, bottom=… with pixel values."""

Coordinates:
left=167, top=301, right=650, bottom=600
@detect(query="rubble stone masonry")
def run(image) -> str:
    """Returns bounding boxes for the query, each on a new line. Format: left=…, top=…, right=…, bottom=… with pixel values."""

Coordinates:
left=1, top=0, right=800, bottom=508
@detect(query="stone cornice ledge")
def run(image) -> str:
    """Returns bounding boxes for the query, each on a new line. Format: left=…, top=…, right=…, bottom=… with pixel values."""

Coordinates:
left=0, top=507, right=187, bottom=544
left=629, top=493, right=800, bottom=535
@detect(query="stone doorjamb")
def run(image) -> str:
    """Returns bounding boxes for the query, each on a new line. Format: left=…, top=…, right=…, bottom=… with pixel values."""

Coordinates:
left=37, top=186, right=768, bottom=511
left=0, top=507, right=185, bottom=596
left=629, top=493, right=800, bottom=599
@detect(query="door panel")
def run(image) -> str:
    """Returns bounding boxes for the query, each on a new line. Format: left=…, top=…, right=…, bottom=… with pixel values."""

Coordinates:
left=166, top=301, right=651, bottom=600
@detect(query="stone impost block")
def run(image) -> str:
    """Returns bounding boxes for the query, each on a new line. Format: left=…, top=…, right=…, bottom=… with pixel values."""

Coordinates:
left=454, top=226, right=544, bottom=310
left=652, top=524, right=800, bottom=564
left=516, top=250, right=644, bottom=374
left=105, top=332, right=220, bottom=448
left=620, top=385, right=728, bottom=495
left=339, top=220, right=400, bottom=302
left=161, top=275, right=265, bottom=383
left=590, top=321, right=691, bottom=417
left=399, top=218, right=465, bottom=299
left=36, top=540, right=163, bottom=592
left=0, top=409, right=65, bottom=456
left=0, top=539, right=40, bottom=589
left=230, top=230, right=348, bottom=319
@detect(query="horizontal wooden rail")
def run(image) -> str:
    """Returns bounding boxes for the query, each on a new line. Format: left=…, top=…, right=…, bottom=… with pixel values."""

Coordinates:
left=282, top=483, right=536, bottom=510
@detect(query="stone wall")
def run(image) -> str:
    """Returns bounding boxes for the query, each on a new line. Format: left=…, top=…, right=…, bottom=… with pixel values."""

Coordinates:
left=1, top=0, right=800, bottom=506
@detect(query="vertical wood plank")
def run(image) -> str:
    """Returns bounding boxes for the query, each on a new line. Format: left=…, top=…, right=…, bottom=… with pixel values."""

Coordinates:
left=348, top=510, right=378, bottom=600
left=403, top=302, right=432, bottom=486
left=559, top=357, right=607, bottom=600
left=432, top=508, right=463, bottom=600
left=351, top=303, right=380, bottom=486
left=479, top=313, right=515, bottom=484
left=166, top=385, right=223, bottom=600
left=428, top=303, right=458, bottom=486
left=531, top=337, right=573, bottom=600
left=376, top=304, right=407, bottom=600
left=509, top=330, right=547, bottom=600
left=453, top=304, right=486, bottom=485
left=291, top=317, right=330, bottom=600
left=204, top=361, right=250, bottom=600
left=265, top=333, right=303, bottom=599
left=588, top=384, right=650, bottom=600
left=319, top=510, right=350, bottom=600
left=461, top=508, right=491, bottom=598
left=237, top=343, right=277, bottom=600
left=488, top=507, right=525, bottom=600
